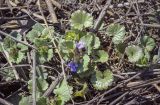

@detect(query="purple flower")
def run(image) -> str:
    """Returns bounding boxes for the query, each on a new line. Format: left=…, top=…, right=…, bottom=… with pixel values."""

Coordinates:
left=67, top=61, right=78, bottom=72
left=76, top=41, right=85, bottom=49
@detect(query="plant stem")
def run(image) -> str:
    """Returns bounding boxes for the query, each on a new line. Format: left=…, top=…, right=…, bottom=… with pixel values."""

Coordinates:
left=32, top=49, right=37, bottom=105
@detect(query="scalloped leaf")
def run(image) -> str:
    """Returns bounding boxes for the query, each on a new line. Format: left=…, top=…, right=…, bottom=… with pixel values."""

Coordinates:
left=54, top=80, right=73, bottom=105
left=41, top=27, right=54, bottom=40
left=80, top=34, right=93, bottom=55
left=37, top=77, right=49, bottom=92
left=94, top=50, right=109, bottom=63
left=38, top=46, right=53, bottom=64
left=58, top=39, right=74, bottom=61
left=59, top=40, right=75, bottom=55
left=9, top=48, right=26, bottom=64
left=77, top=54, right=90, bottom=74
left=106, top=23, right=126, bottom=44
left=19, top=96, right=32, bottom=105
left=71, top=10, right=93, bottom=30
left=141, top=35, right=155, bottom=51
left=125, top=45, right=143, bottom=63
left=32, top=23, right=44, bottom=33
left=28, top=77, right=48, bottom=92
left=26, top=30, right=41, bottom=43
left=3, top=37, right=16, bottom=50
left=90, top=70, right=113, bottom=90
left=42, top=27, right=54, bottom=35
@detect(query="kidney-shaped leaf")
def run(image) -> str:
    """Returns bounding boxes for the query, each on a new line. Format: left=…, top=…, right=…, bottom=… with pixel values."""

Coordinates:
left=141, top=35, right=155, bottom=51
left=90, top=70, right=113, bottom=90
left=125, top=45, right=143, bottom=63
left=106, top=23, right=126, bottom=44
left=54, top=80, right=73, bottom=105
left=71, top=10, right=93, bottom=30
left=94, top=50, right=109, bottom=63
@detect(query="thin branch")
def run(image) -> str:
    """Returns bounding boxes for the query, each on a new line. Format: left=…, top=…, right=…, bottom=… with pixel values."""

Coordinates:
left=108, top=0, right=144, bottom=9
left=45, top=0, right=58, bottom=23
left=50, top=0, right=61, bottom=9
left=93, top=0, right=112, bottom=31
left=0, top=98, right=13, bottom=105
left=32, top=49, right=37, bottom=105
left=109, top=92, right=129, bottom=105
left=43, top=73, right=63, bottom=97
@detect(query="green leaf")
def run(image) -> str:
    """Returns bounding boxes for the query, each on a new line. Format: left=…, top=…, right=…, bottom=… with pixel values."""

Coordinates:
left=71, top=10, right=93, bottom=30
left=47, top=49, right=53, bottom=61
left=136, top=56, right=149, bottom=67
left=37, top=77, right=49, bottom=92
left=83, top=54, right=90, bottom=70
left=65, top=31, right=77, bottom=41
left=34, top=38, right=50, bottom=47
left=3, top=37, right=16, bottom=50
left=80, top=34, right=93, bottom=55
left=26, top=30, right=41, bottom=43
left=152, top=55, right=159, bottom=64
left=41, top=27, right=54, bottom=40
left=37, top=46, right=53, bottom=64
left=54, top=80, right=73, bottom=104
left=9, top=48, right=26, bottom=64
left=0, top=68, right=15, bottom=81
left=136, top=49, right=150, bottom=67
left=77, top=54, right=90, bottom=74
left=90, top=70, right=113, bottom=90
left=36, top=66, right=48, bottom=79
left=17, top=43, right=28, bottom=51
left=58, top=39, right=74, bottom=61
left=73, top=83, right=88, bottom=98
left=59, top=40, right=75, bottom=54
left=42, top=27, right=54, bottom=35
left=32, top=23, right=44, bottom=33
left=16, top=51, right=25, bottom=64
left=28, top=77, right=48, bottom=92
left=93, top=35, right=100, bottom=49
left=94, top=50, right=109, bottom=63
left=106, top=23, right=126, bottom=44
left=125, top=45, right=143, bottom=63
left=116, top=43, right=127, bottom=54
left=10, top=31, right=22, bottom=41
left=37, top=97, right=48, bottom=105
left=19, top=96, right=32, bottom=105
left=141, top=35, right=155, bottom=51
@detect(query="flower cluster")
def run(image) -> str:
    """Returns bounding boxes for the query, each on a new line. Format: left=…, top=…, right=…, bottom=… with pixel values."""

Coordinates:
left=67, top=41, right=86, bottom=73
left=67, top=61, right=78, bottom=72
left=76, top=41, right=85, bottom=50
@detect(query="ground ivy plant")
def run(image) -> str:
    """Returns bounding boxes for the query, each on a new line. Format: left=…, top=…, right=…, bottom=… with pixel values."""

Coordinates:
left=0, top=10, right=157, bottom=105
